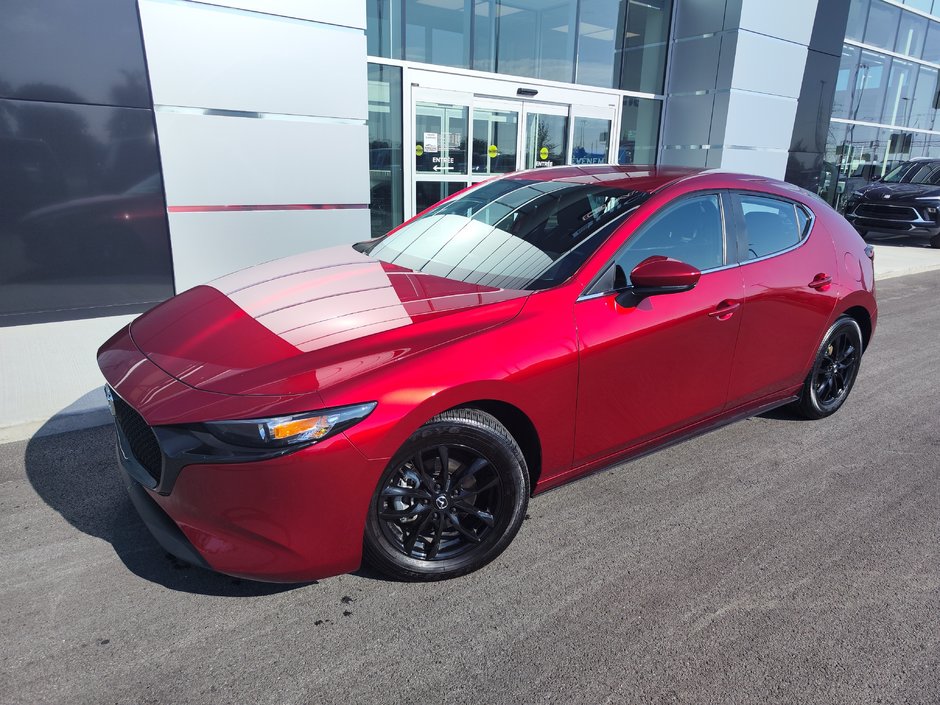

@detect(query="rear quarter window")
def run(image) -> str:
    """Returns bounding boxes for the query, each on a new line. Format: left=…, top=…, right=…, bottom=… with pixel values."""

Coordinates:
left=739, top=194, right=810, bottom=259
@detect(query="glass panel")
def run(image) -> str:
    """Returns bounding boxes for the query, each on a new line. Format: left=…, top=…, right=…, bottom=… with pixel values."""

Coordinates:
left=832, top=45, right=860, bottom=120
left=903, top=0, right=933, bottom=13
left=414, top=181, right=466, bottom=214
left=525, top=112, right=568, bottom=169
left=366, top=0, right=403, bottom=59
left=882, top=58, right=916, bottom=125
left=575, top=0, right=620, bottom=88
left=853, top=51, right=890, bottom=123
left=368, top=64, right=404, bottom=239
left=472, top=108, right=519, bottom=175
left=895, top=11, right=928, bottom=58
left=845, top=0, right=870, bottom=41
left=619, top=96, right=661, bottom=165
left=474, top=0, right=578, bottom=82
left=740, top=195, right=802, bottom=259
left=572, top=117, right=610, bottom=165
left=415, top=102, right=468, bottom=175
left=923, top=21, right=940, bottom=63
left=909, top=65, right=938, bottom=131
left=616, top=195, right=724, bottom=276
left=405, top=0, right=470, bottom=68
left=617, top=0, right=672, bottom=94
left=864, top=1, right=901, bottom=49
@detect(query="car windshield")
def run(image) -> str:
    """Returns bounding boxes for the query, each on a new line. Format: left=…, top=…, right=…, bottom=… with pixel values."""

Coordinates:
left=881, top=162, right=940, bottom=184
left=359, top=179, right=649, bottom=290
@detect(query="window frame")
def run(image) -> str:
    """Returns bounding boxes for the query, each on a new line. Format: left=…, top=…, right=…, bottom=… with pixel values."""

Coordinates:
left=728, top=190, right=816, bottom=266
left=579, top=189, right=736, bottom=299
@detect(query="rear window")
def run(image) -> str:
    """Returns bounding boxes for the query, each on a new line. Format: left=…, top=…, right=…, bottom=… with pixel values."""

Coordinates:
left=740, top=194, right=808, bottom=259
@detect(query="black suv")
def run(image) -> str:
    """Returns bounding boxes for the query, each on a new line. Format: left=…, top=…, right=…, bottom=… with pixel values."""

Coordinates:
left=842, top=158, right=940, bottom=248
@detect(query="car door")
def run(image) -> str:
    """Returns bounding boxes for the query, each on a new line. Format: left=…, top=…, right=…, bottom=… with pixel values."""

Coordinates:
left=725, top=191, right=839, bottom=407
left=573, top=192, right=746, bottom=467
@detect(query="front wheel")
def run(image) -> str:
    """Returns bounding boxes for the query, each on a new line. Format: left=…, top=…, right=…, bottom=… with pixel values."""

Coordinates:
left=791, top=316, right=863, bottom=419
left=363, top=408, right=529, bottom=581
left=929, top=233, right=940, bottom=248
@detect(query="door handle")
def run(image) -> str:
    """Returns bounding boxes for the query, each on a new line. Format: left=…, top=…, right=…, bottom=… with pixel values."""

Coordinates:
left=808, top=273, right=832, bottom=290
left=708, top=300, right=741, bottom=320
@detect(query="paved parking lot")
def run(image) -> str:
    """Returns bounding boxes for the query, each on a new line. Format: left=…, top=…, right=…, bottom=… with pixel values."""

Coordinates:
left=1, top=270, right=939, bottom=705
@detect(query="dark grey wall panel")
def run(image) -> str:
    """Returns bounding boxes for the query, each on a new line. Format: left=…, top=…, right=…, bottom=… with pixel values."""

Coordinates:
left=0, top=0, right=150, bottom=108
left=0, top=99, right=174, bottom=324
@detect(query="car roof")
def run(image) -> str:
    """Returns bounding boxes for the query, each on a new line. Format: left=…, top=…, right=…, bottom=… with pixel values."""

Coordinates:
left=503, top=164, right=801, bottom=196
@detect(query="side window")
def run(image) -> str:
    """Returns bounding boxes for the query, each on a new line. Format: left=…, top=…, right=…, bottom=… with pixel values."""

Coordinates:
left=739, top=195, right=803, bottom=259
left=614, top=194, right=725, bottom=282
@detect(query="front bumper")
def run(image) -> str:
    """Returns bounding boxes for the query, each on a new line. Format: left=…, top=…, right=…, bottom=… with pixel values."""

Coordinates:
left=102, top=325, right=386, bottom=583
left=844, top=202, right=940, bottom=236
left=113, top=419, right=381, bottom=582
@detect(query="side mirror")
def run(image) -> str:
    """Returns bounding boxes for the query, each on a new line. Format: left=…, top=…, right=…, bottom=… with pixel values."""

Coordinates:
left=870, top=174, right=881, bottom=183
left=615, top=256, right=701, bottom=305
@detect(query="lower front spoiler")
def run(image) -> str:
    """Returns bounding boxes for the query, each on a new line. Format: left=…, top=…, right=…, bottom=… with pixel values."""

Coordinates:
left=115, top=428, right=210, bottom=571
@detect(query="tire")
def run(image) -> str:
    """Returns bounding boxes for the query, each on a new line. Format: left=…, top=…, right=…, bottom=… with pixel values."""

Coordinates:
left=791, top=316, right=864, bottom=420
left=363, top=408, right=529, bottom=581
left=929, top=233, right=940, bottom=249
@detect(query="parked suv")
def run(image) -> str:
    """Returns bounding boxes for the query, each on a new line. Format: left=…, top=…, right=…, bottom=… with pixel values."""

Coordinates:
left=843, top=158, right=940, bottom=248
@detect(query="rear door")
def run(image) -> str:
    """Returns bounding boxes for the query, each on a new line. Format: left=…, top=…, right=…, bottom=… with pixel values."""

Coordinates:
left=725, top=192, right=839, bottom=407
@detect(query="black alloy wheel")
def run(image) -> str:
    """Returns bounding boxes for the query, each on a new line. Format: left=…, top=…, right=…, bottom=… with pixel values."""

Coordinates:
left=363, top=408, right=529, bottom=581
left=793, top=316, right=863, bottom=419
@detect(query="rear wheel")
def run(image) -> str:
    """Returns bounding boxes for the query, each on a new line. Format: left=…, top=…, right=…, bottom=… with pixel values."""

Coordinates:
left=363, top=409, right=529, bottom=581
left=791, top=316, right=863, bottom=419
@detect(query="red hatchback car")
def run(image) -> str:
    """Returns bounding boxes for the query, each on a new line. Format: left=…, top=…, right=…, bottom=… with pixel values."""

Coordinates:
left=98, top=166, right=877, bottom=582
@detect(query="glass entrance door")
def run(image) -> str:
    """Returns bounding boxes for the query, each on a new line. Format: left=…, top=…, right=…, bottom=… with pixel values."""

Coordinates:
left=410, top=85, right=616, bottom=218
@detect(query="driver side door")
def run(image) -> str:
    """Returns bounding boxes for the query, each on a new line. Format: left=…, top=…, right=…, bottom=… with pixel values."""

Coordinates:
left=573, top=192, right=745, bottom=467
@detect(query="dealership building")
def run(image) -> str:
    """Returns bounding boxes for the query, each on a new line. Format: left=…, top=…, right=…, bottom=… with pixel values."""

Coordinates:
left=0, top=0, right=936, bottom=433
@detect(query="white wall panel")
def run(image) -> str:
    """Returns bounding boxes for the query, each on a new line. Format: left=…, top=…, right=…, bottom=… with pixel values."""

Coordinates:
left=168, top=209, right=371, bottom=290
left=739, top=0, right=817, bottom=46
left=730, top=31, right=808, bottom=100
left=722, top=91, right=799, bottom=150
left=191, top=0, right=365, bottom=29
left=0, top=314, right=134, bottom=436
left=139, top=0, right=366, bottom=119
left=156, top=111, right=369, bottom=206
left=717, top=147, right=789, bottom=180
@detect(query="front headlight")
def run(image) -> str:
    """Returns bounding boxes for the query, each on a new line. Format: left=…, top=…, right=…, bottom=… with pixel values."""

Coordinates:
left=850, top=190, right=864, bottom=199
left=203, top=402, right=377, bottom=448
left=915, top=195, right=940, bottom=200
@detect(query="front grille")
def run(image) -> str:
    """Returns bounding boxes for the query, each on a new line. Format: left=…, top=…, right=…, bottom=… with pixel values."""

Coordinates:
left=854, top=203, right=920, bottom=221
left=112, top=392, right=162, bottom=484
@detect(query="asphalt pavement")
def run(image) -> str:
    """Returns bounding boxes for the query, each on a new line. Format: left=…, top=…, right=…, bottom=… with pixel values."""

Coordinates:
left=1, top=271, right=938, bottom=705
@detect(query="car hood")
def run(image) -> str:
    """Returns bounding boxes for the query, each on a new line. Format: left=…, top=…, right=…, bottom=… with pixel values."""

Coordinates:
left=129, top=245, right=529, bottom=396
left=858, top=183, right=940, bottom=201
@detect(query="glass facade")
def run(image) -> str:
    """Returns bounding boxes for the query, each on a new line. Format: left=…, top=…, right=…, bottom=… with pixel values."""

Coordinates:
left=367, top=0, right=671, bottom=92
left=823, top=0, right=940, bottom=208
left=368, top=63, right=405, bottom=238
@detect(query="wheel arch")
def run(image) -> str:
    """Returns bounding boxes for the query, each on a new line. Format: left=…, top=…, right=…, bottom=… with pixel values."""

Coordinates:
left=841, top=305, right=873, bottom=352
left=445, top=399, right=543, bottom=493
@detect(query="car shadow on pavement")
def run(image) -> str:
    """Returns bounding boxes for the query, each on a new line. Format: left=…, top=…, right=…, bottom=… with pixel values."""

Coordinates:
left=24, top=414, right=306, bottom=596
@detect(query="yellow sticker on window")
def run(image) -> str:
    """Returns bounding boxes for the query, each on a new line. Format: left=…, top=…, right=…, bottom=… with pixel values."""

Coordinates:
left=539, top=146, right=549, bottom=160
left=488, top=144, right=499, bottom=158
left=415, top=144, right=424, bottom=157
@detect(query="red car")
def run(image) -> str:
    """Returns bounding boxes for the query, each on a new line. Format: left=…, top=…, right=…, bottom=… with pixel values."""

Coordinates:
left=98, top=166, right=877, bottom=582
